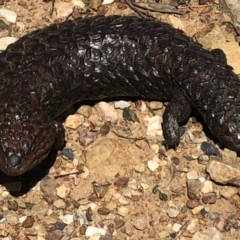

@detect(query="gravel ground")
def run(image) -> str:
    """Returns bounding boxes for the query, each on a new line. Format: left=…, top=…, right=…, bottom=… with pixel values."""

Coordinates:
left=0, top=0, right=240, bottom=239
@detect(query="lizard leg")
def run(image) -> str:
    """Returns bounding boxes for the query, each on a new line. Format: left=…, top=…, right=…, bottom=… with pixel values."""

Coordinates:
left=162, top=92, right=192, bottom=149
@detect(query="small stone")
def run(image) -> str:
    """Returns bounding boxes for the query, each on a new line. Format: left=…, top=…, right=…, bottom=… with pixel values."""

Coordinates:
left=221, top=148, right=237, bottom=164
left=40, top=178, right=58, bottom=203
left=92, top=182, right=111, bottom=199
left=0, top=37, right=18, bottom=51
left=116, top=206, right=130, bottom=217
left=219, top=186, right=238, bottom=199
left=5, top=212, right=19, bottom=226
left=77, top=105, right=92, bottom=118
left=187, top=219, right=199, bottom=233
left=192, top=227, right=223, bottom=240
left=100, top=122, right=111, bottom=136
left=200, top=208, right=209, bottom=218
left=19, top=216, right=27, bottom=223
left=187, top=179, right=201, bottom=199
left=61, top=148, right=74, bottom=161
left=102, top=0, right=114, bottom=5
left=141, top=183, right=149, bottom=190
left=89, top=0, right=101, bottom=9
left=79, top=129, right=97, bottom=147
left=53, top=199, right=66, bottom=209
left=149, top=101, right=163, bottom=110
left=114, top=100, right=130, bottom=109
left=201, top=142, right=220, bottom=156
left=31, top=203, right=48, bottom=217
left=65, top=114, right=83, bottom=129
left=55, top=221, right=67, bottom=230
left=186, top=199, right=200, bottom=209
left=167, top=206, right=180, bottom=218
left=146, top=115, right=163, bottom=136
left=170, top=184, right=183, bottom=194
left=134, top=163, right=146, bottom=173
left=76, top=209, right=87, bottom=225
left=187, top=171, right=199, bottom=179
left=215, top=217, right=225, bottom=231
left=147, top=160, right=159, bottom=171
left=114, top=218, right=125, bottom=229
left=158, top=231, right=169, bottom=239
left=114, top=177, right=129, bottom=188
left=15, top=21, right=25, bottom=32
left=0, top=9, right=17, bottom=23
left=59, top=214, right=74, bottom=225
left=80, top=225, right=87, bottom=235
left=97, top=207, right=110, bottom=215
left=135, top=100, right=147, bottom=112
left=192, top=206, right=204, bottom=215
left=202, top=192, right=217, bottom=204
left=85, top=226, right=106, bottom=237
left=118, top=195, right=129, bottom=205
left=21, top=216, right=34, bottom=228
left=201, top=181, right=213, bottom=193
left=171, top=157, right=180, bottom=165
left=198, top=154, right=210, bottom=165
left=170, top=232, right=177, bottom=238
left=8, top=200, right=18, bottom=211
left=45, top=214, right=58, bottom=225
left=0, top=20, right=8, bottom=31
left=54, top=1, right=75, bottom=19
left=172, top=223, right=182, bottom=232
left=122, top=108, right=139, bottom=122
left=95, top=102, right=118, bottom=123
left=45, top=229, right=63, bottom=239
left=208, top=212, right=220, bottom=220
left=133, top=218, right=146, bottom=230
left=158, top=191, right=168, bottom=201
left=207, top=159, right=240, bottom=186
left=56, top=184, right=71, bottom=199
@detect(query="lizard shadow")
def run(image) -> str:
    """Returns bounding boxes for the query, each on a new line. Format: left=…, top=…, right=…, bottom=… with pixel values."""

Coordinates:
left=0, top=147, right=59, bottom=196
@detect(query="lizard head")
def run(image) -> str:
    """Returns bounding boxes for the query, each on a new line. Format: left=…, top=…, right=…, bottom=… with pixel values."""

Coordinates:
left=0, top=94, right=56, bottom=176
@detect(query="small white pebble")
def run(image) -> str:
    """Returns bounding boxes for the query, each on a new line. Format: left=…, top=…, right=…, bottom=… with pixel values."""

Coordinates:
left=147, top=160, right=159, bottom=171
left=114, top=100, right=130, bottom=109
left=0, top=9, right=17, bottom=23
left=85, top=226, right=106, bottom=237
left=59, top=214, right=74, bottom=225
left=102, top=0, right=114, bottom=4
left=167, top=206, right=180, bottom=218
left=172, top=223, right=182, bottom=232
left=201, top=181, right=213, bottom=194
left=146, top=115, right=163, bottom=136
left=18, top=216, right=27, bottom=223
left=0, top=37, right=18, bottom=51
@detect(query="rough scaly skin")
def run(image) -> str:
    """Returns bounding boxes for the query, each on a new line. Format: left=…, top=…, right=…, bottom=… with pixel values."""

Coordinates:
left=0, top=15, right=240, bottom=176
